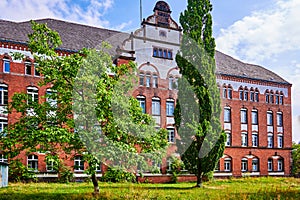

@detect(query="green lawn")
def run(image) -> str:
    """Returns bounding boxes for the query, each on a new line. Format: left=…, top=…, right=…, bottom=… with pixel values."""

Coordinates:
left=0, top=177, right=299, bottom=200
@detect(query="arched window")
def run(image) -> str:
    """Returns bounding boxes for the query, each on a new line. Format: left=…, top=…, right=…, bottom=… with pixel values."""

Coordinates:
left=146, top=73, right=151, bottom=87
left=279, top=92, right=284, bottom=105
left=250, top=88, right=255, bottom=101
left=268, top=158, right=273, bottom=171
left=152, top=97, right=160, bottom=116
left=137, top=96, right=146, bottom=113
left=265, top=90, right=270, bottom=103
left=168, top=76, right=174, bottom=90
left=255, top=88, right=259, bottom=102
left=244, top=87, right=249, bottom=101
left=227, top=85, right=233, bottom=99
left=139, top=73, right=144, bottom=86
left=239, top=86, right=244, bottom=100
left=252, top=158, right=259, bottom=172
left=224, top=157, right=232, bottom=172
left=277, top=158, right=284, bottom=171
left=241, top=158, right=248, bottom=172
left=222, top=85, right=227, bottom=99
left=152, top=74, right=158, bottom=88
left=225, top=131, right=231, bottom=146
left=166, top=99, right=174, bottom=116
left=224, top=107, right=231, bottom=123
left=270, top=90, right=274, bottom=104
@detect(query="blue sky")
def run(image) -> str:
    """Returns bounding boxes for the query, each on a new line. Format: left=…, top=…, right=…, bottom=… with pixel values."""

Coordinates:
left=0, top=0, right=300, bottom=142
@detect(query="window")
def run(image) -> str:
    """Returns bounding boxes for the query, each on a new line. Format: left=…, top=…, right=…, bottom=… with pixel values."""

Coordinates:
left=277, top=112, right=283, bottom=127
left=0, top=154, right=7, bottom=162
left=268, top=134, right=273, bottom=148
left=0, top=84, right=8, bottom=105
left=0, top=118, right=8, bottom=133
left=255, top=90, right=259, bottom=102
left=167, top=128, right=175, bottom=143
left=279, top=93, right=284, bottom=105
left=137, top=96, right=146, bottom=113
left=223, top=86, right=227, bottom=98
left=146, top=73, right=151, bottom=87
left=158, top=49, right=163, bottom=57
left=244, top=90, right=248, bottom=101
left=34, top=63, right=40, bottom=76
left=228, top=87, right=232, bottom=99
left=163, top=50, right=167, bottom=58
left=265, top=91, right=270, bottom=103
left=27, top=155, right=38, bottom=171
left=152, top=98, right=160, bottom=115
left=252, top=133, right=258, bottom=147
left=74, top=156, right=84, bottom=171
left=167, top=51, right=173, bottom=59
left=268, top=159, right=273, bottom=171
left=3, top=58, right=10, bottom=73
left=169, top=76, right=174, bottom=90
left=278, top=135, right=283, bottom=148
left=95, top=162, right=102, bottom=172
left=277, top=159, right=283, bottom=171
left=251, top=110, right=258, bottom=125
left=139, top=73, right=144, bottom=86
left=270, top=92, right=274, bottom=104
left=166, top=100, right=174, bottom=116
left=267, top=111, right=273, bottom=126
left=224, top=107, right=231, bottom=123
left=275, top=93, right=279, bottom=104
left=239, top=88, right=244, bottom=100
left=252, top=158, right=259, bottom=172
left=250, top=91, right=254, bottom=101
left=241, top=158, right=248, bottom=172
left=159, top=30, right=167, bottom=37
left=46, top=159, right=55, bottom=172
left=27, top=87, right=39, bottom=104
left=224, top=158, right=231, bottom=172
left=241, top=109, right=247, bottom=124
left=225, top=132, right=231, bottom=146
left=241, top=132, right=248, bottom=147
left=46, top=89, right=57, bottom=108
left=25, top=61, right=32, bottom=75
left=153, top=48, right=158, bottom=57
left=152, top=74, right=158, bottom=88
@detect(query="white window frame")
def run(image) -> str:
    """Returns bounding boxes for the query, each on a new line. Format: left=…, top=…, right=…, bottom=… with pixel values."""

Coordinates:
left=224, top=107, right=231, bottom=123
left=27, top=154, right=38, bottom=171
left=241, top=158, right=248, bottom=172
left=137, top=96, right=146, bottom=113
left=27, top=87, right=39, bottom=104
left=166, top=100, right=174, bottom=116
left=267, top=134, right=273, bottom=148
left=139, top=73, right=144, bottom=86
left=152, top=74, right=158, bottom=88
left=3, top=58, right=10, bottom=73
left=74, top=156, right=84, bottom=172
left=25, top=61, right=32, bottom=75
left=252, top=158, right=259, bottom=172
left=268, top=159, right=273, bottom=172
left=277, top=159, right=283, bottom=171
left=167, top=128, right=175, bottom=143
left=224, top=158, right=231, bottom=172
left=277, top=134, right=283, bottom=148
left=0, top=84, right=8, bottom=105
left=241, top=132, right=248, bottom=147
left=252, top=133, right=258, bottom=147
left=277, top=112, right=283, bottom=127
left=225, top=132, right=231, bottom=146
left=241, top=109, right=247, bottom=124
left=146, top=73, right=151, bottom=87
left=34, top=63, right=40, bottom=76
left=151, top=98, right=160, bottom=116
left=267, top=111, right=273, bottom=126
left=227, top=87, right=232, bottom=99
left=251, top=110, right=258, bottom=125
left=0, top=154, right=7, bottom=162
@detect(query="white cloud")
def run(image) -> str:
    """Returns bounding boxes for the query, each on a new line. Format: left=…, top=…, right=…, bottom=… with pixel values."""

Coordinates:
left=216, top=0, right=300, bottom=64
left=0, top=0, right=129, bottom=30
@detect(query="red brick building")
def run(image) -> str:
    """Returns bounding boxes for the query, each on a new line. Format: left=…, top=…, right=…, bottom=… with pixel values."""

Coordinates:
left=0, top=1, right=292, bottom=180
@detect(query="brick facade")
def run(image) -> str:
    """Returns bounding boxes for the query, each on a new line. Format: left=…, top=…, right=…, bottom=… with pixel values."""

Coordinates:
left=0, top=1, right=292, bottom=182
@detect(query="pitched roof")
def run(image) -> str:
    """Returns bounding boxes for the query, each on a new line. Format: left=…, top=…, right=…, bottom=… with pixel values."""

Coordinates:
left=0, top=19, right=290, bottom=84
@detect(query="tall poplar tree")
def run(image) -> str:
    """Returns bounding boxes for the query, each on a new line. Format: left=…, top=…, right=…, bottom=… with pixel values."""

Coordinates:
left=174, top=0, right=226, bottom=187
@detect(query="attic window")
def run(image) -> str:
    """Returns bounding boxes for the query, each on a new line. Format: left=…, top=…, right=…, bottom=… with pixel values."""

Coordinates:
left=270, top=77, right=274, bottom=80
left=243, top=73, right=247, bottom=76
left=159, top=30, right=167, bottom=37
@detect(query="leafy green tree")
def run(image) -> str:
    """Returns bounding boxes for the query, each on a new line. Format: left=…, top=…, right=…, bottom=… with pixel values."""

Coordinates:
left=292, top=143, right=300, bottom=177
left=0, top=21, right=168, bottom=194
left=174, top=0, right=226, bottom=187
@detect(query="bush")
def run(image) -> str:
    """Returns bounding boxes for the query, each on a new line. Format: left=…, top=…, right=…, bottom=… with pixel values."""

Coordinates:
left=102, top=167, right=136, bottom=183
left=8, top=159, right=37, bottom=182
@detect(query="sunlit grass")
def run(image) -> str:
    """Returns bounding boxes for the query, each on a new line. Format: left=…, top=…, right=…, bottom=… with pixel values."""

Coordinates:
left=0, top=177, right=299, bottom=199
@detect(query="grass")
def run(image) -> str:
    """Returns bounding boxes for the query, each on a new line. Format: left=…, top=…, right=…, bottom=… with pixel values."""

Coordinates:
left=0, top=177, right=300, bottom=200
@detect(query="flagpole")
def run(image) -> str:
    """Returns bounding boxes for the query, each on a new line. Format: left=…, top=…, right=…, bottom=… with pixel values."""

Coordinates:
left=140, top=0, right=142, bottom=24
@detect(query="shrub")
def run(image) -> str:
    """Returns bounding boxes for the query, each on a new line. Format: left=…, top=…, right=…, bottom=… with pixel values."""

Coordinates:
left=8, top=159, right=37, bottom=182
left=102, top=167, right=136, bottom=183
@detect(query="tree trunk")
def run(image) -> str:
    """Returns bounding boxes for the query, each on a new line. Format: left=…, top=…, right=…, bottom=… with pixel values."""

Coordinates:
left=196, top=159, right=203, bottom=188
left=91, top=174, right=99, bottom=195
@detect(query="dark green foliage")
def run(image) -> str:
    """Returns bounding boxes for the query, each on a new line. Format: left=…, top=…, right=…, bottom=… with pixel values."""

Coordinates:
left=175, top=0, right=226, bottom=187
left=8, top=160, right=37, bottom=182
left=292, top=143, right=300, bottom=177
